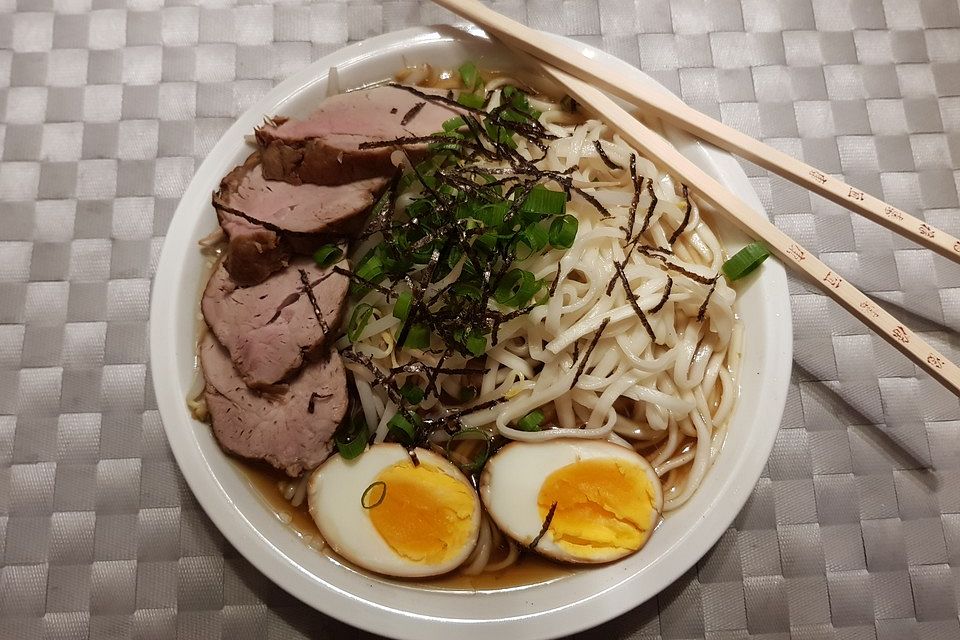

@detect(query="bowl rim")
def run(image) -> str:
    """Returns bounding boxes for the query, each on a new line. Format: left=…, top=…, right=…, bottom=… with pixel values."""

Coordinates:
left=150, top=24, right=793, bottom=640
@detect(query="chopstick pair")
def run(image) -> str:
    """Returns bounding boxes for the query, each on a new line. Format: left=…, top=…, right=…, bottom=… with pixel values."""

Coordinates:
left=432, top=0, right=960, bottom=397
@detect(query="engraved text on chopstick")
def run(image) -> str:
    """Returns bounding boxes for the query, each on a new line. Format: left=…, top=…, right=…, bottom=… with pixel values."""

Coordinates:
left=883, top=205, right=904, bottom=221
left=823, top=271, right=842, bottom=289
left=859, top=300, right=880, bottom=319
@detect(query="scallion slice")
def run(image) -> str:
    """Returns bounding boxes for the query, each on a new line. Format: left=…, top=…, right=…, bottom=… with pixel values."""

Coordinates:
left=521, top=184, right=566, bottom=216
left=346, top=303, right=375, bottom=342
left=516, top=409, right=545, bottom=432
left=518, top=222, right=549, bottom=256
left=464, top=330, right=487, bottom=357
left=392, top=291, right=413, bottom=321
left=458, top=92, right=485, bottom=109
left=445, top=428, right=492, bottom=474
left=387, top=412, right=417, bottom=444
left=458, top=61, right=480, bottom=91
left=721, top=242, right=770, bottom=281
left=335, top=414, right=369, bottom=460
left=400, top=323, right=430, bottom=350
left=312, top=244, right=343, bottom=268
left=549, top=214, right=578, bottom=249
left=361, top=481, right=386, bottom=509
left=399, top=381, right=425, bottom=405
left=442, top=116, right=465, bottom=132
left=494, top=269, right=539, bottom=308
left=352, top=252, right=385, bottom=296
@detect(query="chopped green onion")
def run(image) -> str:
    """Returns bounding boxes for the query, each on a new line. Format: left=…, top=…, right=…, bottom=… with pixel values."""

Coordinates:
left=446, top=428, right=492, bottom=473
left=516, top=409, right=545, bottom=432
left=399, top=382, right=425, bottom=405
left=521, top=185, right=566, bottom=216
left=452, top=282, right=482, bottom=301
left=335, top=414, right=369, bottom=460
left=485, top=122, right=517, bottom=148
left=400, top=323, right=431, bottom=350
left=312, top=244, right=343, bottom=268
left=352, top=252, right=385, bottom=296
left=721, top=242, right=770, bottom=281
left=387, top=412, right=418, bottom=444
left=346, top=303, right=375, bottom=342
left=549, top=214, right=578, bottom=249
left=465, top=330, right=487, bottom=357
left=392, top=291, right=413, bottom=321
left=361, top=481, right=387, bottom=508
left=518, top=222, right=549, bottom=256
left=494, top=269, right=539, bottom=308
left=442, top=116, right=465, bottom=132
left=458, top=61, right=481, bottom=91
left=458, top=92, right=485, bottom=109
left=475, top=202, right=509, bottom=227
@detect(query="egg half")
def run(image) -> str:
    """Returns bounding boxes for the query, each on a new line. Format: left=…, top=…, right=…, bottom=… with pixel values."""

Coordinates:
left=308, top=444, right=481, bottom=577
left=480, top=439, right=663, bottom=563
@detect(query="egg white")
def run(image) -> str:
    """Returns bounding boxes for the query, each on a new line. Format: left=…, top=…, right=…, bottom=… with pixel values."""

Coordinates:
left=308, top=444, right=481, bottom=578
left=480, top=438, right=663, bottom=563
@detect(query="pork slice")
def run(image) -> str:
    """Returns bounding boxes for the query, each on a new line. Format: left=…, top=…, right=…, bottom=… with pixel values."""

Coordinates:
left=212, top=152, right=387, bottom=285
left=256, top=85, right=461, bottom=186
left=213, top=152, right=388, bottom=236
left=200, top=332, right=348, bottom=476
left=202, top=257, right=349, bottom=389
left=216, top=208, right=289, bottom=287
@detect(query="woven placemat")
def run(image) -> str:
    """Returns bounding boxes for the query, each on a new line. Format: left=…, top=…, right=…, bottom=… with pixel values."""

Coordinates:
left=1, top=1, right=959, bottom=638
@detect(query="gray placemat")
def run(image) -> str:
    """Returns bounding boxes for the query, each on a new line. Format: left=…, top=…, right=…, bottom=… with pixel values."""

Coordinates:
left=2, top=0, right=959, bottom=638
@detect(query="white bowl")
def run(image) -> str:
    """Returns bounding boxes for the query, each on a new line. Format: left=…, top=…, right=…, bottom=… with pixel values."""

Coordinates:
left=150, top=25, right=792, bottom=640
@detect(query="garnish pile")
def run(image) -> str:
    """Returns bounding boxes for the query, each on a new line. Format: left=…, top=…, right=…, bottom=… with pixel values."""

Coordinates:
left=317, top=64, right=584, bottom=462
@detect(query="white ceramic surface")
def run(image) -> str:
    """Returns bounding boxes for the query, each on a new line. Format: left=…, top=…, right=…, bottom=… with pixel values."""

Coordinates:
left=150, top=25, right=792, bottom=640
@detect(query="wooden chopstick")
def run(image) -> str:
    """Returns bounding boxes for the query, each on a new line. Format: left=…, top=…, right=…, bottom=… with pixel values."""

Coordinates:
left=539, top=64, right=960, bottom=396
left=430, top=1, right=960, bottom=396
left=434, top=0, right=960, bottom=263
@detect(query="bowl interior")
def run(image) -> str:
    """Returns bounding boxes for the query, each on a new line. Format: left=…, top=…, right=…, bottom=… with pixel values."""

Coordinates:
left=150, top=25, right=792, bottom=640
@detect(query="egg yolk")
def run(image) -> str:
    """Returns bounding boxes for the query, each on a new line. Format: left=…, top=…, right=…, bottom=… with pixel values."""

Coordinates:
left=367, top=462, right=475, bottom=565
left=536, top=458, right=655, bottom=560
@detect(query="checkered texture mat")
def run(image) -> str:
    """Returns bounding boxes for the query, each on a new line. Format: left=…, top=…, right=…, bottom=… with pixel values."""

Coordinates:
left=1, top=0, right=960, bottom=638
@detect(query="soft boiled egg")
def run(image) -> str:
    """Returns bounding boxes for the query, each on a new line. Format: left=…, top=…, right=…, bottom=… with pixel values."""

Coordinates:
left=307, top=443, right=481, bottom=578
left=480, top=438, right=663, bottom=564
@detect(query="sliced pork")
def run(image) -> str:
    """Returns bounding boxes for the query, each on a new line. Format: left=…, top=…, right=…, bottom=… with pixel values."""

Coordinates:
left=200, top=333, right=348, bottom=476
left=216, top=207, right=288, bottom=287
left=212, top=152, right=387, bottom=285
left=202, top=257, right=349, bottom=389
left=256, top=85, right=461, bottom=186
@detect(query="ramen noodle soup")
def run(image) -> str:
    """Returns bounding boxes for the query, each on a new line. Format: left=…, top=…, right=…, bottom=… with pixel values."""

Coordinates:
left=191, top=61, right=745, bottom=585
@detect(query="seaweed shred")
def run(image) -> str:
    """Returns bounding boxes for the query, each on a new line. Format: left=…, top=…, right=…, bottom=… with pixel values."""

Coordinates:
left=668, top=184, right=691, bottom=245
left=528, top=501, right=558, bottom=550
left=400, top=101, right=426, bottom=126
left=571, top=318, right=610, bottom=390
left=593, top=140, right=619, bottom=170
left=650, top=276, right=673, bottom=314
left=697, top=280, right=717, bottom=322
left=639, top=178, right=658, bottom=235
left=613, top=260, right=655, bottom=340
left=298, top=268, right=330, bottom=334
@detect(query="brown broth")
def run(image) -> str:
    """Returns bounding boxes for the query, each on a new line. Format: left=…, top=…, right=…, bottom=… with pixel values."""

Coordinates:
left=234, top=458, right=576, bottom=591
